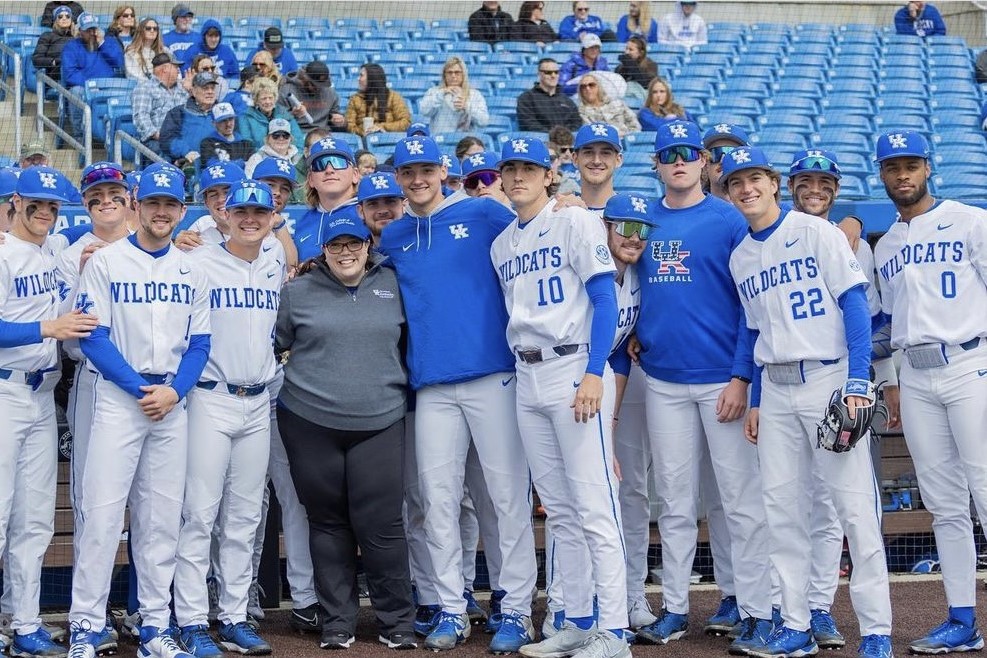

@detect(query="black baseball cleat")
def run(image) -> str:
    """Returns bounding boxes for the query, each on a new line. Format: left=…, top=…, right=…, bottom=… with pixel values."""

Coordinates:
left=290, top=604, right=324, bottom=634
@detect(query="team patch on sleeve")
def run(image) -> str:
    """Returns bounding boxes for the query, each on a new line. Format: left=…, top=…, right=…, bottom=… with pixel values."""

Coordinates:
left=849, top=258, right=861, bottom=272
left=595, top=245, right=611, bottom=264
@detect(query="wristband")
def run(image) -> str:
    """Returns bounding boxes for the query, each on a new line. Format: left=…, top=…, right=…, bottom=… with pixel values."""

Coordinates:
left=732, top=375, right=751, bottom=384
left=273, top=220, right=286, bottom=231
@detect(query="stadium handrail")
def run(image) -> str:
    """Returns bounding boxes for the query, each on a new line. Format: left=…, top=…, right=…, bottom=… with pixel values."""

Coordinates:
left=113, top=129, right=166, bottom=168
left=0, top=42, right=23, bottom=153
left=36, top=71, right=91, bottom=167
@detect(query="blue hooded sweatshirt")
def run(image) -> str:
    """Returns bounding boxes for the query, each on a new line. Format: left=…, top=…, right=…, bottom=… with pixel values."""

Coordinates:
left=181, top=19, right=239, bottom=78
left=60, top=36, right=124, bottom=87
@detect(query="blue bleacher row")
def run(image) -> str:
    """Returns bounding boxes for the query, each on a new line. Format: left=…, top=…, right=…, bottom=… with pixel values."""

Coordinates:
left=3, top=16, right=987, bottom=200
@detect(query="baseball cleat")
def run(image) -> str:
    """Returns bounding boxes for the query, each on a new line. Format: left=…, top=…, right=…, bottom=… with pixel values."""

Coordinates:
left=490, top=612, right=534, bottom=654
left=730, top=618, right=775, bottom=656
left=748, top=626, right=819, bottom=658
left=319, top=631, right=355, bottom=650
left=289, top=603, right=323, bottom=634
left=539, top=610, right=565, bottom=640
left=706, top=596, right=741, bottom=636
left=246, top=581, right=265, bottom=622
left=909, top=618, right=984, bottom=654
left=464, top=590, right=487, bottom=625
left=569, top=630, right=631, bottom=658
left=378, top=632, right=417, bottom=650
left=218, top=620, right=272, bottom=655
left=120, top=612, right=142, bottom=640
left=859, top=634, right=893, bottom=658
left=424, top=612, right=470, bottom=651
left=627, top=597, right=657, bottom=630
left=177, top=625, right=222, bottom=658
left=10, top=628, right=67, bottom=658
left=415, top=605, right=442, bottom=637
left=810, top=609, right=846, bottom=650
left=137, top=626, right=194, bottom=658
left=636, top=610, right=687, bottom=645
left=520, top=621, right=596, bottom=658
left=68, top=622, right=116, bottom=658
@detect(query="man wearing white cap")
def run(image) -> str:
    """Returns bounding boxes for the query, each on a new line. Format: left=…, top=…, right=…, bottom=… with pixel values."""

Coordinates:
left=559, top=32, right=609, bottom=96
left=200, top=102, right=255, bottom=167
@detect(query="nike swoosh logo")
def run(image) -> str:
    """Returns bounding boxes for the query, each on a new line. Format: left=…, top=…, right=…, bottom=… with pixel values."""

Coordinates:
left=937, top=223, right=953, bottom=230
left=179, top=267, right=191, bottom=275
left=630, top=287, right=640, bottom=295
left=402, top=243, right=415, bottom=251
left=299, top=235, right=311, bottom=242
left=978, top=370, right=987, bottom=377
left=573, top=381, right=580, bottom=388
left=501, top=376, right=515, bottom=386
left=538, top=228, right=551, bottom=237
left=267, top=272, right=277, bottom=278
left=293, top=610, right=318, bottom=624
left=785, top=239, right=799, bottom=248
left=262, top=246, right=272, bottom=252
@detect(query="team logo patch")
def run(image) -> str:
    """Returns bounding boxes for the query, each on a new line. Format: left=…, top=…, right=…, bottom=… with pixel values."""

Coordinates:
left=373, top=288, right=395, bottom=299
left=595, top=244, right=611, bottom=264
left=58, top=430, right=73, bottom=461
left=591, top=123, right=609, bottom=136
left=805, top=149, right=824, bottom=158
left=631, top=196, right=647, bottom=214
left=511, top=139, right=529, bottom=153
left=318, top=137, right=336, bottom=150
left=888, top=133, right=907, bottom=149
left=207, top=164, right=225, bottom=179
left=670, top=124, right=689, bottom=138
left=75, top=292, right=95, bottom=313
left=57, top=280, right=70, bottom=302
left=371, top=175, right=390, bottom=190
left=153, top=172, right=172, bottom=187
left=849, top=259, right=861, bottom=271
left=468, top=153, right=486, bottom=166
left=714, top=123, right=731, bottom=133
left=405, top=139, right=424, bottom=155
left=730, top=150, right=751, bottom=164
left=652, top=240, right=691, bottom=274
left=39, top=172, right=58, bottom=189
left=277, top=159, right=292, bottom=173
left=440, top=154, right=453, bottom=167
left=450, top=223, right=469, bottom=239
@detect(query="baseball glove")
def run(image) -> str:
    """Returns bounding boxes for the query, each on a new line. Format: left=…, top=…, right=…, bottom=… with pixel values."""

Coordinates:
left=816, top=379, right=877, bottom=453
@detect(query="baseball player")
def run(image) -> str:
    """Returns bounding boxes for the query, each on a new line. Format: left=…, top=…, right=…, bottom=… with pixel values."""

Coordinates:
left=630, top=121, right=772, bottom=653
left=461, top=152, right=510, bottom=207
left=295, top=137, right=362, bottom=261
left=379, top=136, right=538, bottom=654
left=67, top=162, right=211, bottom=658
left=872, top=130, right=987, bottom=654
left=489, top=136, right=628, bottom=658
left=722, top=146, right=893, bottom=658
left=0, top=166, right=96, bottom=658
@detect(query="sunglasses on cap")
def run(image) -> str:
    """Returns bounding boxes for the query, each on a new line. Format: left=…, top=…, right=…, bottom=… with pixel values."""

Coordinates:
left=81, top=166, right=127, bottom=188
left=657, top=146, right=702, bottom=165
left=464, top=171, right=499, bottom=191
left=311, top=154, right=352, bottom=172
left=791, top=155, right=840, bottom=176
left=708, top=145, right=740, bottom=164
left=227, top=185, right=274, bottom=209
left=606, top=220, right=652, bottom=240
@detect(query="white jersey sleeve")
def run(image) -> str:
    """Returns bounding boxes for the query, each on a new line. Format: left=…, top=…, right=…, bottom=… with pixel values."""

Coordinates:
left=855, top=240, right=881, bottom=318
left=0, top=235, right=62, bottom=371
left=612, top=266, right=641, bottom=353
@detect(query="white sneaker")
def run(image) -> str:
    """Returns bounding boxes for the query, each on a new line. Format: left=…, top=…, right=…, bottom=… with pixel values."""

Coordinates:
left=541, top=610, right=564, bottom=640
left=67, top=640, right=96, bottom=658
left=521, top=622, right=597, bottom=658
left=570, top=631, right=631, bottom=658
left=138, top=629, right=193, bottom=658
left=122, top=612, right=142, bottom=639
left=246, top=580, right=265, bottom=621
left=627, top=597, right=657, bottom=630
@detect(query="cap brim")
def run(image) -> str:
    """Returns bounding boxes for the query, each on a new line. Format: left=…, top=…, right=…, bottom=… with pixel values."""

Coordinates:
left=394, top=156, right=443, bottom=167
left=19, top=191, right=69, bottom=202
left=498, top=156, right=548, bottom=169
left=703, top=135, right=746, bottom=148
left=656, top=140, right=702, bottom=152
left=138, top=191, right=185, bottom=202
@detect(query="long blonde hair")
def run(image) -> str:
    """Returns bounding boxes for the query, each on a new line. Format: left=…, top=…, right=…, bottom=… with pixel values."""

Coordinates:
left=442, top=56, right=472, bottom=103
left=578, top=73, right=609, bottom=107
left=250, top=50, right=281, bottom=85
left=628, top=1, right=653, bottom=35
left=645, top=77, right=685, bottom=118
left=125, top=17, right=166, bottom=74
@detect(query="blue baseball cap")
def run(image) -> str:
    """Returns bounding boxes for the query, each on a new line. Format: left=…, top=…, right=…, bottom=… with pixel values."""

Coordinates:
left=461, top=151, right=500, bottom=177
left=252, top=157, right=298, bottom=188
left=358, top=171, right=404, bottom=202
left=77, top=12, right=98, bottom=30
left=393, top=136, right=443, bottom=167
left=654, top=120, right=703, bottom=152
left=499, top=136, right=551, bottom=169
left=136, top=162, right=186, bottom=202
left=440, top=154, right=462, bottom=178
left=789, top=149, right=842, bottom=180
left=198, top=161, right=245, bottom=197
left=407, top=122, right=430, bottom=137
left=320, top=215, right=371, bottom=244
left=211, top=102, right=236, bottom=122
left=875, top=130, right=930, bottom=163
left=225, top=180, right=275, bottom=210
left=80, top=161, right=129, bottom=194
left=308, top=136, right=355, bottom=166
left=0, top=168, right=18, bottom=198
left=574, top=123, right=622, bottom=152
left=702, top=123, right=750, bottom=148
left=15, top=165, right=72, bottom=202
left=720, top=146, right=775, bottom=183
left=603, top=193, right=655, bottom=224
left=53, top=5, right=73, bottom=18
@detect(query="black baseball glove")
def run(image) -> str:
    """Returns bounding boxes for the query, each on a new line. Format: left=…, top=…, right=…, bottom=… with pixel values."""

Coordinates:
left=816, top=379, right=877, bottom=453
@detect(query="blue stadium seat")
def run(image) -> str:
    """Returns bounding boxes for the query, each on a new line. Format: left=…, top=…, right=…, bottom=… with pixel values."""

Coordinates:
left=382, top=18, right=426, bottom=31
left=620, top=151, right=656, bottom=168
left=875, top=113, right=933, bottom=134
left=753, top=130, right=810, bottom=149
left=828, top=78, right=878, bottom=97
left=775, top=79, right=824, bottom=100
left=936, top=181, right=987, bottom=199
left=765, top=96, right=819, bottom=115
left=238, top=16, right=279, bottom=30
left=831, top=152, right=871, bottom=176
left=926, top=35, right=969, bottom=48
left=934, top=162, right=987, bottom=179
left=759, top=113, right=815, bottom=133
left=334, top=17, right=378, bottom=30
left=671, top=78, right=716, bottom=98
left=719, top=78, right=771, bottom=99
left=835, top=52, right=879, bottom=70
left=836, top=43, right=880, bottom=58
left=319, top=51, right=368, bottom=67
left=285, top=17, right=330, bottom=32
left=483, top=114, right=514, bottom=135
left=84, top=78, right=136, bottom=145
left=877, top=95, right=929, bottom=114
left=489, top=79, right=531, bottom=97
left=784, top=53, right=830, bottom=70
left=451, top=42, right=493, bottom=55
left=882, top=53, right=927, bottom=70
left=734, top=65, right=777, bottom=82
left=744, top=42, right=790, bottom=58
left=928, top=42, right=971, bottom=58
left=690, top=41, right=738, bottom=57
left=685, top=51, right=735, bottom=69
left=820, top=113, right=874, bottom=134
left=933, top=148, right=987, bottom=168
left=105, top=96, right=135, bottom=162
left=487, top=96, right=520, bottom=115
left=837, top=175, right=869, bottom=199
left=422, top=27, right=465, bottom=43
left=836, top=32, right=881, bottom=47
left=623, top=131, right=657, bottom=152
left=822, top=95, right=876, bottom=115
left=936, top=130, right=987, bottom=149
left=707, top=95, right=762, bottom=117
left=0, top=14, right=32, bottom=28
left=364, top=132, right=408, bottom=153
left=330, top=132, right=364, bottom=152
left=930, top=67, right=975, bottom=83
left=372, top=52, right=421, bottom=66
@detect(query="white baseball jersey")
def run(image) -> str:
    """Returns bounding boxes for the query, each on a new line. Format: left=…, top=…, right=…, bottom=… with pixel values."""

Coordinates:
left=490, top=201, right=616, bottom=350
left=0, top=234, right=62, bottom=371
left=874, top=199, right=987, bottom=349
left=190, top=242, right=284, bottom=385
left=76, top=237, right=210, bottom=377
left=189, top=215, right=285, bottom=260
left=855, top=239, right=881, bottom=318
left=56, top=232, right=110, bottom=361
left=729, top=210, right=868, bottom=365
left=613, top=266, right=641, bottom=353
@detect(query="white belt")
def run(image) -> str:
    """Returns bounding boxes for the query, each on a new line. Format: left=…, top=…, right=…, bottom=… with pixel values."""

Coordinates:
left=764, top=358, right=841, bottom=385
left=904, top=337, right=981, bottom=369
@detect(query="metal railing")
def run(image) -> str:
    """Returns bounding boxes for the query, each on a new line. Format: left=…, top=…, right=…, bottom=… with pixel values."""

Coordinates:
left=36, top=71, right=91, bottom=167
left=0, top=41, right=23, bottom=152
left=113, top=129, right=166, bottom=168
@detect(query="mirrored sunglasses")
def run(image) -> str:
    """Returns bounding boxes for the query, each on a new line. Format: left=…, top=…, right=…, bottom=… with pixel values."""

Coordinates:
left=792, top=156, right=841, bottom=176
left=608, top=220, right=652, bottom=240
left=81, top=166, right=126, bottom=189
left=227, top=185, right=274, bottom=209
left=311, top=154, right=352, bottom=172
left=463, top=171, right=499, bottom=191
left=708, top=145, right=739, bottom=164
left=657, top=146, right=701, bottom=165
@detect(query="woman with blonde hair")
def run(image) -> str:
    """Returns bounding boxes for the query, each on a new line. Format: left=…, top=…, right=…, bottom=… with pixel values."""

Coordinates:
left=250, top=50, right=280, bottom=86
left=124, top=16, right=171, bottom=80
left=638, top=76, right=692, bottom=131
left=617, top=1, right=658, bottom=42
left=418, top=56, right=489, bottom=134
left=106, top=4, right=137, bottom=48
left=576, top=73, right=641, bottom=136
left=240, top=77, right=304, bottom=151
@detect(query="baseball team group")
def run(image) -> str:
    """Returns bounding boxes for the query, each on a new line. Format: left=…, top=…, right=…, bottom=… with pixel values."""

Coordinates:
left=0, top=116, right=984, bottom=658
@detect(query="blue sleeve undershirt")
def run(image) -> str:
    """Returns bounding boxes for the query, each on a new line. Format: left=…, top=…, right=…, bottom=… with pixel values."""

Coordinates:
left=81, top=326, right=148, bottom=398
left=170, top=333, right=211, bottom=400
left=585, top=273, right=618, bottom=377
left=0, top=320, right=43, bottom=348
left=731, top=315, right=755, bottom=382
left=838, top=284, right=871, bottom=381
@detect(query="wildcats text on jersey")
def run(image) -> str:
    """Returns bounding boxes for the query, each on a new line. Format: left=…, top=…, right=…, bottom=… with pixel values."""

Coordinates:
left=14, top=269, right=60, bottom=298
left=617, top=302, right=639, bottom=331
left=497, top=245, right=563, bottom=283
left=878, top=240, right=963, bottom=283
left=109, top=281, right=195, bottom=305
left=736, top=256, right=820, bottom=302
left=208, top=287, right=281, bottom=311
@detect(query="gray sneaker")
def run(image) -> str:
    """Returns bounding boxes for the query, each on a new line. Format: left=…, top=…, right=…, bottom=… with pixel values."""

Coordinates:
left=520, top=622, right=596, bottom=658
left=627, top=597, right=657, bottom=630
left=570, top=631, right=631, bottom=658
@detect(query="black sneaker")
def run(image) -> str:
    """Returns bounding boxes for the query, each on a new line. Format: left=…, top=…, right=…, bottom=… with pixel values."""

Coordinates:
left=291, top=603, right=324, bottom=634
left=320, top=631, right=355, bottom=650
left=378, top=631, right=418, bottom=650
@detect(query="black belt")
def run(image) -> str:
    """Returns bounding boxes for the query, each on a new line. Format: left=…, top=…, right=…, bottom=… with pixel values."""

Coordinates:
left=196, top=380, right=267, bottom=397
left=515, top=344, right=585, bottom=365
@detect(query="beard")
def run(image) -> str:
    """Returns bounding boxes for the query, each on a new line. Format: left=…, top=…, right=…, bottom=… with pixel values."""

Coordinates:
left=885, top=178, right=928, bottom=208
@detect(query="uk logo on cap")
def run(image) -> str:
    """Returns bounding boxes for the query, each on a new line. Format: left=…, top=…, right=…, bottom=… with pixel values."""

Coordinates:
left=875, top=130, right=930, bottom=163
left=153, top=172, right=172, bottom=187
left=713, top=124, right=732, bottom=133
left=511, top=139, right=529, bottom=153
left=591, top=124, right=609, bottom=136
left=731, top=149, right=752, bottom=164
left=631, top=196, right=647, bottom=214
left=468, top=153, right=487, bottom=166
left=357, top=171, right=403, bottom=202
left=670, top=124, right=689, bottom=138
left=406, top=140, right=425, bottom=155
left=277, top=159, right=291, bottom=174
left=207, top=164, right=225, bottom=180
left=371, top=174, right=390, bottom=189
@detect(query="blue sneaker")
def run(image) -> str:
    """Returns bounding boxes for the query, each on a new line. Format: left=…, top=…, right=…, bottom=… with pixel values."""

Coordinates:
left=178, top=624, right=222, bottom=657
left=414, top=605, right=441, bottom=637
left=425, top=612, right=470, bottom=651
left=486, top=590, right=507, bottom=633
left=707, top=596, right=741, bottom=636
left=909, top=618, right=984, bottom=654
left=636, top=610, right=688, bottom=645
left=465, top=590, right=488, bottom=625
left=730, top=618, right=775, bottom=656
left=11, top=629, right=67, bottom=657
left=858, top=634, right=893, bottom=658
left=218, top=621, right=272, bottom=655
left=68, top=622, right=116, bottom=658
left=139, top=626, right=194, bottom=658
left=490, top=612, right=533, bottom=654
left=748, top=626, right=819, bottom=658
left=810, top=609, right=846, bottom=650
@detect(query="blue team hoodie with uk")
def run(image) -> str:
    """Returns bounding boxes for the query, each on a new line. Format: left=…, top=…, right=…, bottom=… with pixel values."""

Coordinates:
left=181, top=19, right=239, bottom=78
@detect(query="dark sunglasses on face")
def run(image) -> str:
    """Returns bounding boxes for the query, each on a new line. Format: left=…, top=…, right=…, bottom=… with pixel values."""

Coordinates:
left=463, top=171, right=500, bottom=191
left=144, top=25, right=158, bottom=31
left=311, top=154, right=352, bottom=172
left=607, top=220, right=652, bottom=240
left=657, top=146, right=702, bottom=165
left=708, top=145, right=739, bottom=164
left=270, top=131, right=291, bottom=140
left=121, top=12, right=134, bottom=17
left=580, top=82, right=597, bottom=89
left=539, top=69, right=560, bottom=75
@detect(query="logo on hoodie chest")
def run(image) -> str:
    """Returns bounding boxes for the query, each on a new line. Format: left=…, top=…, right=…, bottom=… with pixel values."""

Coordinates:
left=450, top=224, right=469, bottom=239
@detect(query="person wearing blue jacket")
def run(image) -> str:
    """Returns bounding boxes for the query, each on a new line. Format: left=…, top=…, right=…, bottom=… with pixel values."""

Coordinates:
left=60, top=12, right=124, bottom=141
left=181, top=19, right=239, bottom=78
left=162, top=2, right=199, bottom=64
left=159, top=71, right=220, bottom=164
left=616, top=2, right=658, bottom=42
left=247, top=27, right=298, bottom=75
left=294, top=136, right=362, bottom=261
left=894, top=1, right=946, bottom=36
left=559, top=33, right=609, bottom=95
left=558, top=1, right=610, bottom=41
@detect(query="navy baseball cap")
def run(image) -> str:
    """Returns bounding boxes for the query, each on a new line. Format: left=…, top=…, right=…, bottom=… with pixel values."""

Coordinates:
left=702, top=123, right=750, bottom=148
left=407, top=122, right=430, bottom=137
left=136, top=162, right=186, bottom=202
left=499, top=136, right=551, bottom=169
left=80, top=161, right=130, bottom=194
left=225, top=180, right=275, bottom=210
left=198, top=161, right=245, bottom=197
left=462, top=151, right=500, bottom=176
left=321, top=215, right=371, bottom=244
left=358, top=171, right=404, bottom=202
left=789, top=149, right=842, bottom=181
left=440, top=154, right=462, bottom=178
left=720, top=146, right=775, bottom=184
left=393, top=136, right=443, bottom=167
left=603, top=193, right=655, bottom=224
left=654, top=120, right=703, bottom=152
left=308, top=136, right=355, bottom=166
left=875, top=130, right=930, bottom=163
left=15, top=165, right=72, bottom=202
left=574, top=123, right=622, bottom=152
left=252, top=157, right=298, bottom=188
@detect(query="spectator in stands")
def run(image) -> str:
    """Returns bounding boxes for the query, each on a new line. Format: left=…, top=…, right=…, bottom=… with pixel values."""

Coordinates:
left=200, top=102, right=256, bottom=167
left=162, top=3, right=199, bottom=65
left=182, top=19, right=239, bottom=79
left=576, top=73, right=641, bottom=136
left=615, top=35, right=659, bottom=91
left=249, top=50, right=281, bottom=86
left=549, top=125, right=579, bottom=185
left=106, top=5, right=137, bottom=48
left=658, top=0, right=707, bottom=49
left=468, top=1, right=514, bottom=44
left=40, top=0, right=83, bottom=27
left=418, top=56, right=490, bottom=135
left=241, top=78, right=304, bottom=151
left=346, top=64, right=412, bottom=137
left=19, top=139, right=50, bottom=169
left=701, top=123, right=747, bottom=199
left=248, top=27, right=298, bottom=75
left=617, top=1, right=658, bottom=43
left=513, top=2, right=557, bottom=44
left=279, top=61, right=346, bottom=133
left=61, top=13, right=125, bottom=140
left=559, top=33, right=610, bottom=95
left=224, top=65, right=258, bottom=116
left=894, top=1, right=946, bottom=37
left=133, top=51, right=188, bottom=154
left=32, top=5, right=76, bottom=84
left=185, top=54, right=229, bottom=99
left=559, top=1, right=613, bottom=42
left=637, top=76, right=691, bottom=131
left=245, top=117, right=303, bottom=177
left=516, top=57, right=582, bottom=133
left=455, top=135, right=486, bottom=160
left=124, top=17, right=172, bottom=81
left=546, top=136, right=580, bottom=194
left=355, top=150, right=378, bottom=176
left=160, top=70, right=220, bottom=165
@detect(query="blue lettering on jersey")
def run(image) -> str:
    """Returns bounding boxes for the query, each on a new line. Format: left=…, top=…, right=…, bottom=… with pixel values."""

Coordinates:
left=878, top=240, right=964, bottom=282
left=617, top=302, right=639, bottom=329
left=648, top=240, right=692, bottom=283
left=736, top=257, right=819, bottom=301
left=497, top=246, right=563, bottom=283
left=208, top=287, right=281, bottom=310
left=14, top=269, right=59, bottom=298
left=109, top=281, right=194, bottom=304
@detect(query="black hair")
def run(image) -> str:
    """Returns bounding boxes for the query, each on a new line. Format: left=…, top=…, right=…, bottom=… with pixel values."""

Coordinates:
left=361, top=63, right=390, bottom=124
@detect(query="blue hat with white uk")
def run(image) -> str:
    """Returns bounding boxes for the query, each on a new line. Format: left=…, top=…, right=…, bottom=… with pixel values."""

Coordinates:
left=789, top=148, right=842, bottom=180
left=77, top=12, right=98, bottom=30
left=136, top=162, right=186, bottom=202
left=15, top=165, right=72, bottom=202
left=198, top=161, right=245, bottom=197
left=654, top=120, right=703, bottom=153
left=702, top=123, right=750, bottom=148
left=80, top=161, right=130, bottom=194
left=125, top=170, right=142, bottom=193
left=440, top=154, right=462, bottom=178
left=308, top=135, right=355, bottom=166
left=225, top=179, right=275, bottom=210
left=320, top=215, right=371, bottom=244
left=407, top=122, right=430, bottom=137
left=0, top=167, right=18, bottom=198
left=720, top=146, right=775, bottom=182
left=875, top=130, right=930, bottom=163
left=603, top=193, right=655, bottom=224
left=358, top=171, right=404, bottom=202
left=574, top=123, right=622, bottom=152
left=461, top=151, right=500, bottom=176
left=499, top=136, right=551, bottom=169
left=252, top=157, right=297, bottom=188
left=393, top=136, right=443, bottom=167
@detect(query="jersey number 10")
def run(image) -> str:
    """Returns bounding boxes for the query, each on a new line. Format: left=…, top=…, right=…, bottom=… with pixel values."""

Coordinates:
left=537, top=276, right=565, bottom=306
